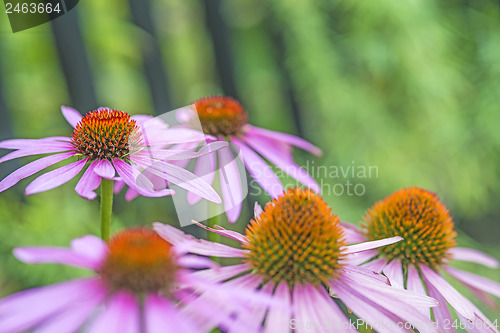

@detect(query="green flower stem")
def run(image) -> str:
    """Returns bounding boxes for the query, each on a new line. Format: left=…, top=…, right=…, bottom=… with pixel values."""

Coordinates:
left=100, top=178, right=114, bottom=242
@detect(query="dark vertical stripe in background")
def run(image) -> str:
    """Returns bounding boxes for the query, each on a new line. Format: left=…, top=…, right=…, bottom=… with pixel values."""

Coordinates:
left=50, top=9, right=97, bottom=113
left=128, top=0, right=172, bottom=115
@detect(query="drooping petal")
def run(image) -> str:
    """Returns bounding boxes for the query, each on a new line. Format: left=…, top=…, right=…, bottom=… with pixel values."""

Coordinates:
left=113, top=159, right=174, bottom=198
left=242, top=133, right=320, bottom=192
left=144, top=294, right=200, bottom=333
left=425, top=279, right=455, bottom=333
left=190, top=264, right=251, bottom=284
left=75, top=160, right=101, bottom=200
left=0, top=143, right=74, bottom=163
left=177, top=255, right=218, bottom=269
left=244, top=124, right=322, bottom=156
left=332, top=282, right=405, bottom=333
left=61, top=106, right=83, bottom=128
left=0, top=152, right=75, bottom=192
left=131, top=158, right=221, bottom=203
left=93, top=159, right=115, bottom=179
left=445, top=266, right=500, bottom=298
left=343, top=236, right=403, bottom=254
left=449, top=248, right=499, bottom=268
left=25, top=159, right=87, bottom=195
left=153, top=222, right=247, bottom=258
left=344, top=249, right=378, bottom=266
left=87, top=292, right=140, bottom=333
left=218, top=146, right=243, bottom=222
left=187, top=151, right=217, bottom=205
left=382, top=259, right=404, bottom=288
left=231, top=138, right=283, bottom=198
left=191, top=220, right=246, bottom=243
left=0, top=278, right=102, bottom=333
left=264, top=282, right=293, bottom=333
left=407, top=265, right=430, bottom=317
left=33, top=284, right=106, bottom=333
left=420, top=265, right=475, bottom=320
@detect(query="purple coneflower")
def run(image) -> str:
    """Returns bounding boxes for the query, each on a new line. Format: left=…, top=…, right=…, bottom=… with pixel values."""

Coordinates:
left=176, top=96, right=322, bottom=222
left=0, top=106, right=223, bottom=202
left=0, top=228, right=262, bottom=333
left=154, top=188, right=440, bottom=333
left=349, top=187, right=500, bottom=333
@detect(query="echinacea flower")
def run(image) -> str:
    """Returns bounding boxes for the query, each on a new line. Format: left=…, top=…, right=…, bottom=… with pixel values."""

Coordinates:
left=0, top=228, right=265, bottom=333
left=350, top=187, right=500, bottom=332
left=175, top=96, right=322, bottom=222
left=0, top=106, right=224, bottom=202
left=154, top=188, right=440, bottom=333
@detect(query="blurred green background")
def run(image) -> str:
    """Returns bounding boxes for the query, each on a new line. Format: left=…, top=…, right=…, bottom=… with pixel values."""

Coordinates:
left=0, top=0, right=499, bottom=324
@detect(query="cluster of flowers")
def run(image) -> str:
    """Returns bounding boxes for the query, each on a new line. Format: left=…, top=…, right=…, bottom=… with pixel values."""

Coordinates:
left=0, top=96, right=498, bottom=333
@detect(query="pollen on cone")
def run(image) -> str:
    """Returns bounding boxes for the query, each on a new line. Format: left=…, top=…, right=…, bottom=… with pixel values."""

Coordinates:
left=243, top=187, right=347, bottom=286
left=362, top=187, right=457, bottom=267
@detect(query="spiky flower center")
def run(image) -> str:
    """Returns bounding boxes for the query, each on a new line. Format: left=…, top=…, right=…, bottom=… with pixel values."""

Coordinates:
left=362, top=187, right=457, bottom=268
left=71, top=108, right=141, bottom=160
left=243, top=188, right=347, bottom=286
left=193, top=96, right=248, bottom=137
left=100, top=229, right=177, bottom=294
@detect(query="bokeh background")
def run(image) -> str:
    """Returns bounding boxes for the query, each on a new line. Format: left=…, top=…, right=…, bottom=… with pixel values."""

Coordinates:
left=0, top=0, right=499, bottom=324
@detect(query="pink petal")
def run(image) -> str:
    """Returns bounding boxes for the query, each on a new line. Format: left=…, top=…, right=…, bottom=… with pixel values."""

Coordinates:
left=190, top=264, right=251, bottom=283
left=407, top=265, right=431, bottom=317
left=0, top=137, right=70, bottom=149
left=113, top=159, right=174, bottom=198
left=25, top=159, right=87, bottom=195
left=191, top=220, right=246, bottom=243
left=34, top=285, right=106, bottom=333
left=445, top=266, right=500, bottom=298
left=61, top=106, right=82, bottom=128
left=420, top=265, right=475, bottom=320
left=264, top=282, right=292, bottom=333
left=254, top=202, right=263, bottom=217
left=0, top=152, right=75, bottom=192
left=0, top=143, right=74, bottom=163
left=449, top=247, right=499, bottom=268
left=344, top=249, right=378, bottom=265
left=70, top=235, right=108, bottom=266
left=340, top=265, right=390, bottom=285
left=425, top=279, right=455, bottom=333
left=75, top=160, right=101, bottom=200
left=343, top=236, right=403, bottom=254
left=93, top=159, right=115, bottom=179
left=177, top=254, right=218, bottom=269
left=153, top=222, right=247, bottom=258
left=150, top=128, right=210, bottom=146
left=132, top=158, right=221, bottom=203
left=382, top=258, right=404, bottom=288
left=14, top=246, right=98, bottom=270
left=362, top=257, right=388, bottom=273
left=144, top=294, right=199, bottom=333
left=336, top=279, right=436, bottom=333
left=332, top=282, right=405, bottom=333
left=244, top=124, right=322, bottom=156
left=242, top=133, right=320, bottom=192
left=187, top=151, right=216, bottom=205
left=87, top=292, right=140, bottom=333
left=340, top=222, right=368, bottom=243
left=0, top=278, right=102, bottom=333
left=218, top=146, right=243, bottom=222
left=231, top=138, right=283, bottom=198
